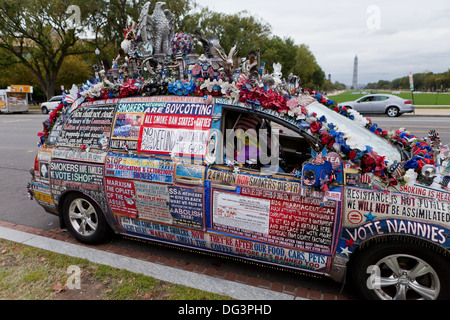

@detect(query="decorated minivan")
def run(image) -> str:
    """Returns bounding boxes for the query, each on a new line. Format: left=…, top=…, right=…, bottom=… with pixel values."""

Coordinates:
left=30, top=94, right=450, bottom=300
left=29, top=1, right=450, bottom=300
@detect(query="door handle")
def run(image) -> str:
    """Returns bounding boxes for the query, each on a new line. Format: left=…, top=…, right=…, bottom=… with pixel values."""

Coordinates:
left=175, top=178, right=203, bottom=186
left=210, top=183, right=237, bottom=191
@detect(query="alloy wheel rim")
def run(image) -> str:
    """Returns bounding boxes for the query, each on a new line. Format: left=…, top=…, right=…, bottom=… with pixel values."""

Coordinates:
left=371, top=254, right=440, bottom=300
left=68, top=198, right=98, bottom=236
left=388, top=108, right=398, bottom=117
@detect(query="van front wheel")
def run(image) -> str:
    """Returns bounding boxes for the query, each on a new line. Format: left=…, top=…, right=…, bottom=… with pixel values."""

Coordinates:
left=350, top=241, right=449, bottom=300
left=62, top=194, right=112, bottom=244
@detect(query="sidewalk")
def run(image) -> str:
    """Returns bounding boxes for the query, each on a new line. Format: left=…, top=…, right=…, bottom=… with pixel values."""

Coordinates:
left=408, top=105, right=450, bottom=117
left=0, top=220, right=352, bottom=300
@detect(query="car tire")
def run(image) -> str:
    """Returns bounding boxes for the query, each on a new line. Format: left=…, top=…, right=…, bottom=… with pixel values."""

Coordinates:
left=41, top=106, right=49, bottom=114
left=349, top=241, right=450, bottom=300
left=62, top=193, right=112, bottom=244
left=386, top=106, right=399, bottom=117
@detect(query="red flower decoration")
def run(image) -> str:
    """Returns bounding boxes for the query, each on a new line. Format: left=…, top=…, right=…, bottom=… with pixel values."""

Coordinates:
left=309, top=121, right=322, bottom=135
left=363, top=155, right=374, bottom=166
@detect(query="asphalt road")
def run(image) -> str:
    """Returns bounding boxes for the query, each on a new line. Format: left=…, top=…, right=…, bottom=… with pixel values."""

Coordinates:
left=1, top=110, right=448, bottom=299
left=374, top=115, right=450, bottom=146
left=0, top=112, right=60, bottom=230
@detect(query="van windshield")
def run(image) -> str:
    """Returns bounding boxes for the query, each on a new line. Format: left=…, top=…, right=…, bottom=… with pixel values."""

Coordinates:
left=306, top=101, right=402, bottom=162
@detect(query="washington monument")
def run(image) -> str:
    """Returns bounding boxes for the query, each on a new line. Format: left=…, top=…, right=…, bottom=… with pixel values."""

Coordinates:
left=352, top=55, right=358, bottom=90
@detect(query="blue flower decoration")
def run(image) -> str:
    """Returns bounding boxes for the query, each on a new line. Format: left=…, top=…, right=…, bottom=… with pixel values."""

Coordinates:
left=404, top=159, right=418, bottom=169
left=169, top=79, right=196, bottom=96
left=341, top=145, right=350, bottom=153
left=183, top=80, right=196, bottom=94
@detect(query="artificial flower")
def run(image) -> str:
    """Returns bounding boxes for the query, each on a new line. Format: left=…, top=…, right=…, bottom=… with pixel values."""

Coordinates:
left=309, top=121, right=322, bottom=135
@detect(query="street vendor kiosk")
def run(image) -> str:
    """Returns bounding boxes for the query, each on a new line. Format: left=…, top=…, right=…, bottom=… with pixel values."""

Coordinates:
left=0, top=85, right=32, bottom=113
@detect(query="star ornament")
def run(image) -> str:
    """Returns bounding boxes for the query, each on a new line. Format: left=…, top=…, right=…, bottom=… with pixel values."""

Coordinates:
left=340, top=247, right=352, bottom=257
left=364, top=212, right=377, bottom=223
left=345, top=238, right=355, bottom=248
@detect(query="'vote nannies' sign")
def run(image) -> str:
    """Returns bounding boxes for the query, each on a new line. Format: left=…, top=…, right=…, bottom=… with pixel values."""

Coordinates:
left=343, top=187, right=450, bottom=247
left=344, top=187, right=450, bottom=228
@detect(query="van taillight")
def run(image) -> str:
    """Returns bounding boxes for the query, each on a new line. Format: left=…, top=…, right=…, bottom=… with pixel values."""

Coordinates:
left=405, top=100, right=412, bottom=104
left=34, top=154, right=39, bottom=173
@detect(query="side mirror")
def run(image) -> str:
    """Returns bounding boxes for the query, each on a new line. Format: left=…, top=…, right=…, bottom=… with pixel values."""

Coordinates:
left=205, top=131, right=219, bottom=165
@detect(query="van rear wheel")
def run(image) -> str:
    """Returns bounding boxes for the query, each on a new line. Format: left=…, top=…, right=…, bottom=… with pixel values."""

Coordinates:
left=62, top=193, right=112, bottom=244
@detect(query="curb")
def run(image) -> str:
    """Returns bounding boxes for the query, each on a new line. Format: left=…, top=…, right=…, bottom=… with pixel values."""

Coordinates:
left=0, top=220, right=352, bottom=300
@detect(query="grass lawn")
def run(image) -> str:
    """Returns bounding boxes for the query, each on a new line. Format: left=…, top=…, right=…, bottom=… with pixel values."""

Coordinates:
left=328, top=91, right=450, bottom=106
left=0, top=239, right=231, bottom=300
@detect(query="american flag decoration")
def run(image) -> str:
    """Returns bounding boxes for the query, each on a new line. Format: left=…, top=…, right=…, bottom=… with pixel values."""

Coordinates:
left=429, top=129, right=441, bottom=152
left=63, top=84, right=79, bottom=105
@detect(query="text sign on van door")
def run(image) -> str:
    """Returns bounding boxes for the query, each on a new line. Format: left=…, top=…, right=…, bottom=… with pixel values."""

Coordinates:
left=212, top=187, right=338, bottom=254
left=138, top=114, right=211, bottom=157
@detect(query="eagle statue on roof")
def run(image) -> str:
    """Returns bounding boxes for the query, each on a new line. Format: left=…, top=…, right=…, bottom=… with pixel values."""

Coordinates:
left=195, top=29, right=238, bottom=74
left=138, top=1, right=175, bottom=55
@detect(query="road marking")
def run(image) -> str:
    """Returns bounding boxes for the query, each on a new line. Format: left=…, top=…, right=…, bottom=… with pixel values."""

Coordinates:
left=0, top=119, right=34, bottom=124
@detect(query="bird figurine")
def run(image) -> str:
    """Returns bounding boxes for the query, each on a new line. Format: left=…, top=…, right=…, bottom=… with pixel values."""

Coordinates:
left=138, top=2, right=174, bottom=55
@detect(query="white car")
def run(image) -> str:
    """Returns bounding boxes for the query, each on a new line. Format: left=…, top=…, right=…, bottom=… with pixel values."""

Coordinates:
left=40, top=95, right=63, bottom=114
left=339, top=94, right=415, bottom=117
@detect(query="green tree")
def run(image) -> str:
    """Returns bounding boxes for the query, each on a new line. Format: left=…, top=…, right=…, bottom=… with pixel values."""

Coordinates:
left=260, top=36, right=297, bottom=75
left=181, top=7, right=272, bottom=60
left=291, top=44, right=323, bottom=88
left=57, top=55, right=93, bottom=90
left=0, top=0, right=101, bottom=99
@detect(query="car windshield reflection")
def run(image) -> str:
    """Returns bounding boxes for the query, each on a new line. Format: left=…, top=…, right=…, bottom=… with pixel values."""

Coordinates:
left=306, top=101, right=402, bottom=162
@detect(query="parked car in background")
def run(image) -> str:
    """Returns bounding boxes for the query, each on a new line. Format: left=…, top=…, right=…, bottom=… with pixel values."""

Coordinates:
left=339, top=94, right=414, bottom=117
left=40, top=95, right=63, bottom=114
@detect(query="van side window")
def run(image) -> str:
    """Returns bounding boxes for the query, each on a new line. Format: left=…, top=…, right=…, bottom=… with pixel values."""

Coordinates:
left=222, top=110, right=312, bottom=174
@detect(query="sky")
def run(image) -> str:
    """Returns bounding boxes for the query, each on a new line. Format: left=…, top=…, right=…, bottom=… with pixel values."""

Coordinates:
left=193, top=0, right=450, bottom=86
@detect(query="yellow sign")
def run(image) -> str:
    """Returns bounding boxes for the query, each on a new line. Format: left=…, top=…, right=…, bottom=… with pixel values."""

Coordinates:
left=34, top=191, right=54, bottom=205
left=10, top=85, right=32, bottom=93
left=0, top=94, right=5, bottom=110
